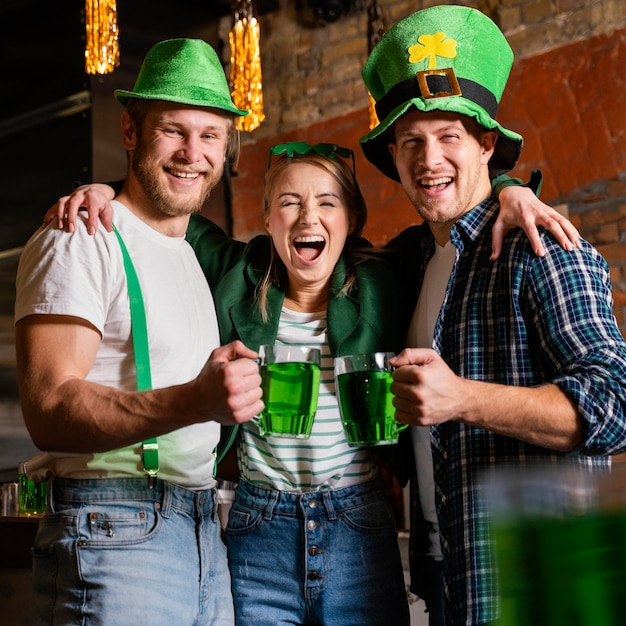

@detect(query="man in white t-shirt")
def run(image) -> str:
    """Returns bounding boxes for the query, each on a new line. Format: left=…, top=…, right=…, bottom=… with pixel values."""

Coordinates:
left=14, top=38, right=263, bottom=626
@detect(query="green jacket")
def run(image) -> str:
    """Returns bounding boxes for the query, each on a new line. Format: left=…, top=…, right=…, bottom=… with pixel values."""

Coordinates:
left=186, top=215, right=416, bottom=472
left=212, top=237, right=410, bottom=354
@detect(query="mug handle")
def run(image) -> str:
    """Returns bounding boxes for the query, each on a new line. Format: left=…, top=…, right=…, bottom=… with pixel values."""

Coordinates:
left=252, top=355, right=263, bottom=425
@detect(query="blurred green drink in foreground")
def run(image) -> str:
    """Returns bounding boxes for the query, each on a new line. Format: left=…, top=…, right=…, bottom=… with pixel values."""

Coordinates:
left=489, top=464, right=626, bottom=626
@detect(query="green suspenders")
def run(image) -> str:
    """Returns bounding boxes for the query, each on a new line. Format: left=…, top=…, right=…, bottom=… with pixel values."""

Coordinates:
left=113, top=225, right=159, bottom=487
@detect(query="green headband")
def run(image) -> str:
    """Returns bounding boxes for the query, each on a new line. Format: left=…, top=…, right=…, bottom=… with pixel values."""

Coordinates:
left=268, top=142, right=356, bottom=174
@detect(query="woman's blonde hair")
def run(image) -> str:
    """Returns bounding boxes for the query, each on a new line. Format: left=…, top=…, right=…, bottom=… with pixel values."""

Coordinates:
left=256, top=151, right=369, bottom=321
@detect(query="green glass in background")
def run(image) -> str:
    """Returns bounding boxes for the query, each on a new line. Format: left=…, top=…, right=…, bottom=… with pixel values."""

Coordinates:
left=334, top=352, right=407, bottom=447
left=489, top=465, right=626, bottom=626
left=18, top=462, right=47, bottom=516
left=257, top=344, right=321, bottom=439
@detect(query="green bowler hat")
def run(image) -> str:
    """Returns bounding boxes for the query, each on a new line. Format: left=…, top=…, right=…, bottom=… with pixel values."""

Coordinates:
left=360, top=5, right=522, bottom=181
left=115, top=38, right=248, bottom=117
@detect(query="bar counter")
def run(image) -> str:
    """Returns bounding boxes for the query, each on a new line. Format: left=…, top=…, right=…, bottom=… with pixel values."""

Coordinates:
left=0, top=516, right=38, bottom=626
left=0, top=515, right=39, bottom=568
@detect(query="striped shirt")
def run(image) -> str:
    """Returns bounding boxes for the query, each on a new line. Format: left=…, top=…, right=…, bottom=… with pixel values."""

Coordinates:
left=238, top=307, right=377, bottom=492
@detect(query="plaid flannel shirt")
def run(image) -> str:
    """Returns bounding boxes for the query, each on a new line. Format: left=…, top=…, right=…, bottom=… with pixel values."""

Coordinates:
left=407, top=197, right=626, bottom=625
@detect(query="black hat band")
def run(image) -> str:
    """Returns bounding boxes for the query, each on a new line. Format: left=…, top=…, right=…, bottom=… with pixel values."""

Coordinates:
left=375, top=69, right=499, bottom=122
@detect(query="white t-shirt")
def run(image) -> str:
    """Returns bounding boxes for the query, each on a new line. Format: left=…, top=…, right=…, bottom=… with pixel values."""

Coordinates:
left=406, top=240, right=456, bottom=560
left=15, top=201, right=221, bottom=490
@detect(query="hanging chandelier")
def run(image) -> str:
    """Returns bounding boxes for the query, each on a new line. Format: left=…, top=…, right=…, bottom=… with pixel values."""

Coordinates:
left=367, top=0, right=385, bottom=130
left=229, top=0, right=265, bottom=132
left=84, top=0, right=120, bottom=75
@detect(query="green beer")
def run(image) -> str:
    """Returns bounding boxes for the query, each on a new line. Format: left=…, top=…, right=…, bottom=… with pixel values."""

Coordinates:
left=494, top=511, right=625, bottom=626
left=490, top=466, right=626, bottom=626
left=337, top=370, right=396, bottom=445
left=259, top=360, right=321, bottom=438
left=18, top=471, right=47, bottom=516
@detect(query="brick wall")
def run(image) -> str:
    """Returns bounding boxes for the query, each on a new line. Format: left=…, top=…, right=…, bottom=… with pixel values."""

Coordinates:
left=221, top=0, right=626, bottom=335
left=498, top=27, right=626, bottom=331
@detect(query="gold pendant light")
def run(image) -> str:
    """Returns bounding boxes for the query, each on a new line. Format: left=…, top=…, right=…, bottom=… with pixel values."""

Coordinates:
left=367, top=0, right=385, bottom=130
left=229, top=0, right=265, bottom=132
left=84, top=0, right=120, bottom=75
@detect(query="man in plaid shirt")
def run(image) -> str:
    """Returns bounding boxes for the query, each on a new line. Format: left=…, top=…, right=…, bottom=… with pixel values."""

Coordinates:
left=361, top=6, right=626, bottom=625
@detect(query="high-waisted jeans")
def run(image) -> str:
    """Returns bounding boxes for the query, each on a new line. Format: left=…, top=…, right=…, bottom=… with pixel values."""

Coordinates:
left=32, top=477, right=234, bottom=625
left=225, top=477, right=409, bottom=626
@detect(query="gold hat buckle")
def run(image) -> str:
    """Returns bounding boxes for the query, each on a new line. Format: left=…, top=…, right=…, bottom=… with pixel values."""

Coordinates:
left=416, top=68, right=462, bottom=99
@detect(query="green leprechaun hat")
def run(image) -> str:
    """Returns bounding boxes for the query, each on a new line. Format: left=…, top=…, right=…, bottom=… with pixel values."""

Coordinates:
left=360, top=5, right=523, bottom=181
left=115, top=38, right=248, bottom=117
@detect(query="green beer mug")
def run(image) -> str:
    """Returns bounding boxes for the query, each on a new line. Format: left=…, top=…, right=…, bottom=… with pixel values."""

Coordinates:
left=255, top=344, right=321, bottom=439
left=18, top=461, right=47, bottom=517
left=334, top=352, right=407, bottom=447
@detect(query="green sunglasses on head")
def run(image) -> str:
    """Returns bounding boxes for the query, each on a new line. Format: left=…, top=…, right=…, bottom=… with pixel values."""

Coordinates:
left=267, top=142, right=355, bottom=174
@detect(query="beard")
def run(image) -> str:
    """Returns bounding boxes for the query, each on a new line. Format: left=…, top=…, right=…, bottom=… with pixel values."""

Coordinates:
left=131, top=141, right=224, bottom=217
left=404, top=188, right=455, bottom=225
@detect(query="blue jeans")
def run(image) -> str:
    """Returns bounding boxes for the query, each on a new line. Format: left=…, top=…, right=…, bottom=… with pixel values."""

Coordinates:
left=32, top=477, right=234, bottom=625
left=225, top=478, right=410, bottom=626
